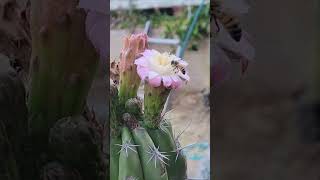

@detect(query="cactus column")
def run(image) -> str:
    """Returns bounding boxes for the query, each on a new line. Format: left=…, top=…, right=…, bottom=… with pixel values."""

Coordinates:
left=110, top=34, right=190, bottom=180
left=28, top=0, right=99, bottom=145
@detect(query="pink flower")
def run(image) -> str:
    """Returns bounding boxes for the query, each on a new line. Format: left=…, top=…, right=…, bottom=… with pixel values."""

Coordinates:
left=134, top=49, right=190, bottom=89
left=120, top=33, right=148, bottom=72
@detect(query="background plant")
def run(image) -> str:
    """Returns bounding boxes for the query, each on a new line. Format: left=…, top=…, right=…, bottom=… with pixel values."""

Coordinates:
left=111, top=4, right=210, bottom=50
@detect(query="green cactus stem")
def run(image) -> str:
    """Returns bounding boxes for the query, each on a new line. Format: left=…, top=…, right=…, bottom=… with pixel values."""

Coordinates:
left=132, top=126, right=169, bottom=180
left=121, top=113, right=167, bottom=180
left=159, top=118, right=174, bottom=138
left=111, top=84, right=121, bottom=137
left=118, top=34, right=148, bottom=104
left=110, top=136, right=121, bottom=180
left=28, top=0, right=99, bottom=145
left=147, top=128, right=187, bottom=180
left=110, top=83, right=121, bottom=180
left=118, top=127, right=144, bottom=180
left=143, top=84, right=170, bottom=129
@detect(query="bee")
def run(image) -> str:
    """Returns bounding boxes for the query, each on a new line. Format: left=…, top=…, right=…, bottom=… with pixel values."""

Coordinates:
left=211, top=0, right=243, bottom=42
left=171, top=60, right=186, bottom=75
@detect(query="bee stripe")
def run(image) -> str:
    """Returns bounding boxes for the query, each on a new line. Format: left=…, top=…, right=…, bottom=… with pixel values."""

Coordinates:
left=211, top=1, right=242, bottom=41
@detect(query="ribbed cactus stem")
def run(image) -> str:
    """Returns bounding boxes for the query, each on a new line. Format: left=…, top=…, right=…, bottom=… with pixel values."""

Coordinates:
left=110, top=84, right=121, bottom=137
left=144, top=83, right=170, bottom=129
left=118, top=65, right=141, bottom=103
left=118, top=33, right=148, bottom=104
left=28, top=0, right=99, bottom=144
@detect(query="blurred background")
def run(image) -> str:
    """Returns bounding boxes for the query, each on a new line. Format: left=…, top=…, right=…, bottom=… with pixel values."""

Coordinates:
left=213, top=0, right=320, bottom=180
left=108, top=0, right=210, bottom=178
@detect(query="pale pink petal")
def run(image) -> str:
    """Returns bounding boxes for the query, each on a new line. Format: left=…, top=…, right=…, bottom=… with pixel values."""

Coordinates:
left=162, top=76, right=172, bottom=88
left=134, top=57, right=148, bottom=67
left=149, top=76, right=162, bottom=87
left=137, top=66, right=149, bottom=80
left=148, top=71, right=159, bottom=79
left=170, top=75, right=182, bottom=89
left=142, top=49, right=155, bottom=57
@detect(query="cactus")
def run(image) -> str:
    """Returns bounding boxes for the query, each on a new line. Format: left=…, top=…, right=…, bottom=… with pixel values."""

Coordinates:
left=28, top=0, right=99, bottom=146
left=110, top=33, right=190, bottom=180
left=1, top=0, right=106, bottom=179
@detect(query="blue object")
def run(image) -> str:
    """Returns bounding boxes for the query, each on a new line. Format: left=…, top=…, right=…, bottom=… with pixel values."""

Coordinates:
left=178, top=0, right=206, bottom=58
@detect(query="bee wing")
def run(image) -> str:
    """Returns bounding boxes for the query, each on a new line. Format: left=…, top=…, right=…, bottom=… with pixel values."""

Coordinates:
left=219, top=0, right=250, bottom=16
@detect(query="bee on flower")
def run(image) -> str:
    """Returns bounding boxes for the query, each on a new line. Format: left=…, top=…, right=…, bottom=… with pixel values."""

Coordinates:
left=134, top=49, right=190, bottom=89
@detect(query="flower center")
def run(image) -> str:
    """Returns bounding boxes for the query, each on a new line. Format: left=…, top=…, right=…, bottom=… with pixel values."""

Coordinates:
left=155, top=54, right=170, bottom=66
left=149, top=52, right=175, bottom=76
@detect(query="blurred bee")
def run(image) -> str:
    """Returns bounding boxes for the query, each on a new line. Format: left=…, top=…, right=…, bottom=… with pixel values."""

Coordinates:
left=171, top=60, right=186, bottom=75
left=110, top=59, right=120, bottom=85
left=212, top=29, right=255, bottom=89
left=211, top=0, right=244, bottom=42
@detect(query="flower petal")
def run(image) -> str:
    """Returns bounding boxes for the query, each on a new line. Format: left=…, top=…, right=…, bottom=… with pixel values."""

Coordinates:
left=170, top=75, right=182, bottom=89
left=134, top=57, right=148, bottom=67
left=137, top=66, right=149, bottom=80
left=149, top=76, right=162, bottom=87
left=148, top=71, right=159, bottom=79
left=162, top=76, right=172, bottom=88
left=142, top=49, right=156, bottom=58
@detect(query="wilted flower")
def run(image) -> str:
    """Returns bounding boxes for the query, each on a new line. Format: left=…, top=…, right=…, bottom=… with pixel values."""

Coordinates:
left=120, top=33, right=148, bottom=72
left=134, top=49, right=189, bottom=89
left=117, top=33, right=148, bottom=103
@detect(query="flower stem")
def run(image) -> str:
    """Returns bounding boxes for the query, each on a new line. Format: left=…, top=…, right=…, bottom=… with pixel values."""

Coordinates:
left=143, top=84, right=170, bottom=129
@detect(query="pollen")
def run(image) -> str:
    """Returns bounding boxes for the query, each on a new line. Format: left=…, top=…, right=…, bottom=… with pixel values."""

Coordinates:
left=154, top=54, right=170, bottom=66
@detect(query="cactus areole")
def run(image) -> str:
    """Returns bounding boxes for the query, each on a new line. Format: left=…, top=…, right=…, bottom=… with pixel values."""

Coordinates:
left=111, top=33, right=189, bottom=180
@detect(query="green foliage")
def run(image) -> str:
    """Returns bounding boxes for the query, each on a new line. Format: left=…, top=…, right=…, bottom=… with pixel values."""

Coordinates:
left=111, top=5, right=210, bottom=50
